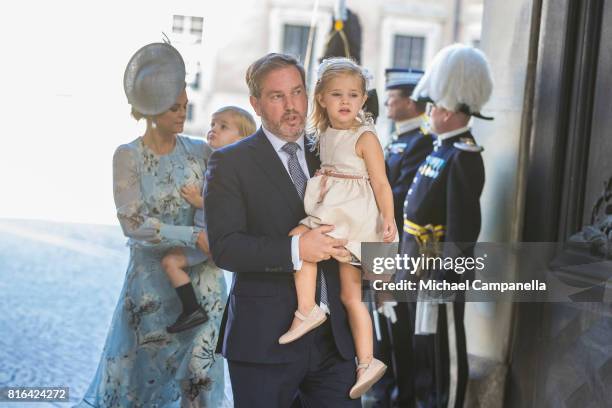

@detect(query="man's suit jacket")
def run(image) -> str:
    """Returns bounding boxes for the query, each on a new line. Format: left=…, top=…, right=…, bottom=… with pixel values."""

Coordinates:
left=205, top=128, right=355, bottom=364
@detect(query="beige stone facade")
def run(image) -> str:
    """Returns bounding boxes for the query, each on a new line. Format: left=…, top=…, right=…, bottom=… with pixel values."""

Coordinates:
left=167, top=0, right=483, bottom=138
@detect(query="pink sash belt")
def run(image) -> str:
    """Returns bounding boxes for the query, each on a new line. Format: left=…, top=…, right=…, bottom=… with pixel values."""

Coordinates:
left=315, top=168, right=369, bottom=203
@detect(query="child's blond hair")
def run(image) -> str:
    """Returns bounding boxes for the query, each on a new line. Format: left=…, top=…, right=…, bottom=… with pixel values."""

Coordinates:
left=214, top=106, right=257, bottom=138
left=309, top=57, right=372, bottom=147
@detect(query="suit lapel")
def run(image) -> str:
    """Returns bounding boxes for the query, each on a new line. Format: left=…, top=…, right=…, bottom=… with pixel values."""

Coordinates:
left=247, top=129, right=303, bottom=218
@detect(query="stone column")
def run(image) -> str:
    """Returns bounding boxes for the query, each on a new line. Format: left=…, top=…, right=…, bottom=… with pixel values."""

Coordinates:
left=466, top=0, right=537, bottom=405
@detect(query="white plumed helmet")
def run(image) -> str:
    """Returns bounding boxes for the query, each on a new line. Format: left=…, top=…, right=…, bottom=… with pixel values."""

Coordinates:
left=411, top=43, right=493, bottom=120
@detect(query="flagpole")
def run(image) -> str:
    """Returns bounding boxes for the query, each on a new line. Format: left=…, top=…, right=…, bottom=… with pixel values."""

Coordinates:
left=304, top=0, right=320, bottom=82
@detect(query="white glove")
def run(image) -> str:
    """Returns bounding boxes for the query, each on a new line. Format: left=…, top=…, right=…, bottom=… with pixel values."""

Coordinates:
left=414, top=301, right=439, bottom=335
left=377, top=301, right=398, bottom=323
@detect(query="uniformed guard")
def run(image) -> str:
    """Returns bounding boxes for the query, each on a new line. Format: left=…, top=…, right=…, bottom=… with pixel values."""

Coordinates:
left=384, top=68, right=433, bottom=233
left=401, top=44, right=494, bottom=408
left=371, top=68, right=434, bottom=408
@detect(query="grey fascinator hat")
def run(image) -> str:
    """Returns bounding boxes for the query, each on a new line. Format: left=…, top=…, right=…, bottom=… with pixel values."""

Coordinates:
left=123, top=43, right=186, bottom=116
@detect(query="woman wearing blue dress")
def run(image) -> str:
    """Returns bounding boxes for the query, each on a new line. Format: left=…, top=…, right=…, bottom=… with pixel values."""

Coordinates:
left=77, top=43, right=227, bottom=407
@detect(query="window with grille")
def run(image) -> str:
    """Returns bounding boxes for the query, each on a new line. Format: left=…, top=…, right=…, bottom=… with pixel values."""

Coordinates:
left=172, top=15, right=184, bottom=33
left=282, top=24, right=315, bottom=66
left=393, top=35, right=425, bottom=70
left=172, top=15, right=203, bottom=43
left=191, top=17, right=203, bottom=43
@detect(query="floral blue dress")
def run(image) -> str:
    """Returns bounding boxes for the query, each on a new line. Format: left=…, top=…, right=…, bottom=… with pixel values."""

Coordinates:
left=77, top=135, right=227, bottom=408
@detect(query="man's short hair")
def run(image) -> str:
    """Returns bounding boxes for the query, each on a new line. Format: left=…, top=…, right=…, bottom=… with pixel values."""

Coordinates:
left=246, top=53, right=306, bottom=98
left=398, top=88, right=413, bottom=99
left=394, top=87, right=426, bottom=114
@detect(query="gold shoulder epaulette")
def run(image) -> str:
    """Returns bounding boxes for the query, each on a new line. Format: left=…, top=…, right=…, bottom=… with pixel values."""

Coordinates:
left=453, top=137, right=483, bottom=152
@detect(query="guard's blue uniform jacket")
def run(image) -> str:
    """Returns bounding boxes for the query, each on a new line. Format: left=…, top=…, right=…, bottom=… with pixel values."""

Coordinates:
left=401, top=128, right=484, bottom=281
left=385, top=118, right=434, bottom=233
left=399, top=127, right=484, bottom=408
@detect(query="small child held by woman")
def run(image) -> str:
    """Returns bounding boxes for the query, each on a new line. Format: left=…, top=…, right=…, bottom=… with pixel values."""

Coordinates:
left=163, top=106, right=256, bottom=334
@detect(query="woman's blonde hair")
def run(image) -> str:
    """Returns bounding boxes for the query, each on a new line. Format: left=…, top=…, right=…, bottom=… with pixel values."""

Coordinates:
left=214, top=106, right=257, bottom=138
left=309, top=57, right=372, bottom=146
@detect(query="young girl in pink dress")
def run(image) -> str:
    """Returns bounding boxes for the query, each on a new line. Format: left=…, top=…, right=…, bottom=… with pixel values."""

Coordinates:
left=279, top=57, right=399, bottom=399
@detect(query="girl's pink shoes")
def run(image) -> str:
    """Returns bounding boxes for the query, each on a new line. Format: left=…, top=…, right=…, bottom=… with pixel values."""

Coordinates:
left=349, top=358, right=387, bottom=399
left=278, top=305, right=327, bottom=344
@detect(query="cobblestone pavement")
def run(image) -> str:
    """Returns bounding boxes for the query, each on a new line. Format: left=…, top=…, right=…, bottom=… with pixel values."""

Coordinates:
left=0, top=219, right=234, bottom=408
left=0, top=219, right=128, bottom=407
left=0, top=219, right=378, bottom=408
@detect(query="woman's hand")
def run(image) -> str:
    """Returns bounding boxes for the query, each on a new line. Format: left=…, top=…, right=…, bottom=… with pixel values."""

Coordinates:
left=181, top=184, right=204, bottom=209
left=196, top=231, right=211, bottom=256
left=382, top=217, right=397, bottom=242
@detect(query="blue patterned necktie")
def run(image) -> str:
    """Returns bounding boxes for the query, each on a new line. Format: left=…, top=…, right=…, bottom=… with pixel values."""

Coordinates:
left=281, top=142, right=307, bottom=199
left=281, top=142, right=328, bottom=309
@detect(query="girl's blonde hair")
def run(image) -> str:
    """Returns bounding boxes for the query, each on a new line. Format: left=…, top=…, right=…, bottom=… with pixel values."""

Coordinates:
left=309, top=57, right=373, bottom=145
left=214, top=106, right=257, bottom=138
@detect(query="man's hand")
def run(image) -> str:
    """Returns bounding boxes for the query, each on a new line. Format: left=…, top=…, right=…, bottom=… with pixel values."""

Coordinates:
left=196, top=231, right=211, bottom=256
left=299, top=225, right=349, bottom=263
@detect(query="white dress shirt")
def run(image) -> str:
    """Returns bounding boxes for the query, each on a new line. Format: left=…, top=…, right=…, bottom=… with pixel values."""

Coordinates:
left=262, top=126, right=310, bottom=271
left=262, top=126, right=311, bottom=180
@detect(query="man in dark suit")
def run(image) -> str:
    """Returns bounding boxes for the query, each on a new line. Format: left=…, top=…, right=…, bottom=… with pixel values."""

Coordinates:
left=205, top=53, right=361, bottom=408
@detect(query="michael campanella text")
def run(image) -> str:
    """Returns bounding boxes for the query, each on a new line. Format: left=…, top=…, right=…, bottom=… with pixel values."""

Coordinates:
left=372, top=279, right=547, bottom=292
